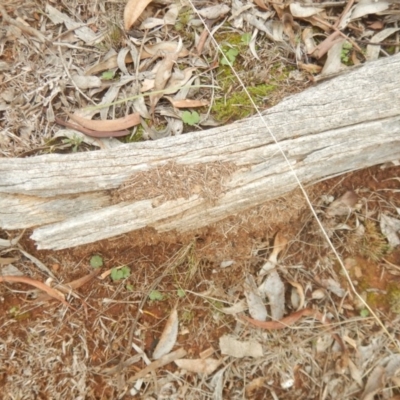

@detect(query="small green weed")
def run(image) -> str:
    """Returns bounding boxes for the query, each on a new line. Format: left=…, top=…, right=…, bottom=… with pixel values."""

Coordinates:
left=341, top=42, right=353, bottom=64
left=62, top=136, right=83, bottom=152
left=90, top=255, right=103, bottom=268
left=221, top=47, right=239, bottom=66
left=181, top=110, right=200, bottom=126
left=110, top=266, right=131, bottom=281
left=149, top=290, right=164, bottom=301
left=241, top=32, right=251, bottom=45
left=101, top=70, right=115, bottom=80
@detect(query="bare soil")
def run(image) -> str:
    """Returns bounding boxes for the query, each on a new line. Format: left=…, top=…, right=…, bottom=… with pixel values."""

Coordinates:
left=1, top=163, right=400, bottom=399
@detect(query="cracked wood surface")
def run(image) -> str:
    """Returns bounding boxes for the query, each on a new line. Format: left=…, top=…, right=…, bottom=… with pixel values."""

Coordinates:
left=1, top=53, right=399, bottom=250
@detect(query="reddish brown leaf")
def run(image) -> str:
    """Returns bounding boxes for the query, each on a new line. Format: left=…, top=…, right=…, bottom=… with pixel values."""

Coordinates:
left=66, top=111, right=140, bottom=132
left=0, top=275, right=73, bottom=309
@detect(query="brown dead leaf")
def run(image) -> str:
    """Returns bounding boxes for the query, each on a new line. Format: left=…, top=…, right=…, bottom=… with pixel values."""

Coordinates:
left=165, top=98, right=208, bottom=108
left=219, top=335, right=263, bottom=358
left=253, top=0, right=269, bottom=11
left=174, top=358, right=221, bottom=375
left=153, top=308, right=178, bottom=359
left=282, top=13, right=299, bottom=46
left=245, top=377, right=268, bottom=397
left=66, top=111, right=140, bottom=132
left=361, top=365, right=385, bottom=400
left=144, top=42, right=189, bottom=58
left=124, top=0, right=153, bottom=31
left=368, top=20, right=385, bottom=30
left=326, top=190, right=358, bottom=218
left=55, top=117, right=130, bottom=138
left=298, top=62, right=322, bottom=74
left=259, top=231, right=288, bottom=275
left=0, top=257, right=18, bottom=265
left=150, top=41, right=182, bottom=115
left=288, top=280, right=305, bottom=311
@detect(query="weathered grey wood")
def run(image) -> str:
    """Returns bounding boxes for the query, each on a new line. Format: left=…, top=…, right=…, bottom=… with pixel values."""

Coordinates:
left=1, top=53, right=400, bottom=249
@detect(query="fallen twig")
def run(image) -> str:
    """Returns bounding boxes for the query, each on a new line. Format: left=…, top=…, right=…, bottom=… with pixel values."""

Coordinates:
left=127, top=348, right=187, bottom=383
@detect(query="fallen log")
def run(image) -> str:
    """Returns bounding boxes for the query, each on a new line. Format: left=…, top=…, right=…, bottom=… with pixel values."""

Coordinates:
left=1, top=53, right=399, bottom=250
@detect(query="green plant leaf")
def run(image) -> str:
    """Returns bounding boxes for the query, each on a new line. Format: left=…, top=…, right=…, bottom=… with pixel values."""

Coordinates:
left=181, top=111, right=200, bottom=126
left=149, top=290, right=164, bottom=301
left=360, top=309, right=369, bottom=317
left=101, top=70, right=115, bottom=80
left=177, top=288, right=186, bottom=298
left=241, top=33, right=251, bottom=45
left=221, top=47, right=239, bottom=65
left=110, top=266, right=131, bottom=281
left=90, top=255, right=103, bottom=268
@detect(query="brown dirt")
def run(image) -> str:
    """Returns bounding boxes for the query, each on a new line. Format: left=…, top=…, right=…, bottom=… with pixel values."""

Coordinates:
left=1, top=163, right=400, bottom=398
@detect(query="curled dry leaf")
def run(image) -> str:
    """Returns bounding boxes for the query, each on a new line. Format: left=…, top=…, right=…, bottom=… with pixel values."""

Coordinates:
left=380, top=214, right=400, bottom=247
left=153, top=308, right=178, bottom=360
left=287, top=279, right=305, bottom=311
left=326, top=190, right=359, bottom=217
left=350, top=0, right=390, bottom=22
left=360, top=365, right=385, bottom=400
left=150, top=40, right=182, bottom=115
left=175, top=358, right=221, bottom=375
left=66, top=111, right=140, bottom=132
left=282, top=13, right=298, bottom=46
left=198, top=4, right=230, bottom=20
left=220, top=299, right=247, bottom=315
left=144, top=41, right=189, bottom=58
left=239, top=307, right=349, bottom=354
left=239, top=308, right=316, bottom=330
left=0, top=275, right=72, bottom=309
left=219, top=335, right=263, bottom=358
left=258, top=270, right=285, bottom=320
left=290, top=3, right=323, bottom=18
left=298, top=62, right=322, bottom=74
left=124, top=0, right=153, bottom=31
left=366, top=28, right=400, bottom=61
left=321, top=38, right=346, bottom=76
left=71, top=75, right=102, bottom=90
left=55, top=117, right=130, bottom=138
left=244, top=274, right=268, bottom=321
left=165, top=67, right=197, bottom=95
left=35, top=268, right=102, bottom=303
left=259, top=231, right=288, bottom=275
left=245, top=377, right=268, bottom=398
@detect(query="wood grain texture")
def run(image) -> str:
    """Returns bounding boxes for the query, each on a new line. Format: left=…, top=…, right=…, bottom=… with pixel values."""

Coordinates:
left=1, top=53, right=399, bottom=250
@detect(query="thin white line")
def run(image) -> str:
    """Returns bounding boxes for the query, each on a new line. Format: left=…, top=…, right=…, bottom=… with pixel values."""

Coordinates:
left=187, top=0, right=399, bottom=350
